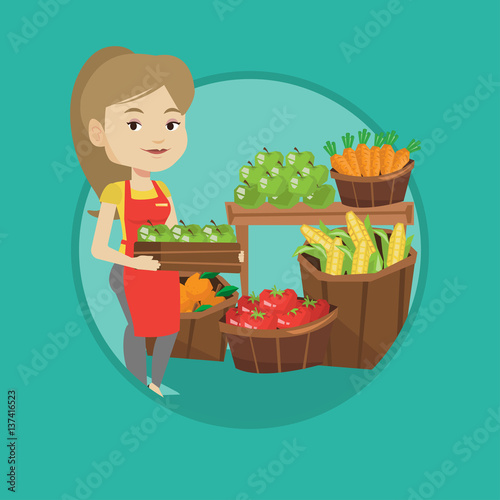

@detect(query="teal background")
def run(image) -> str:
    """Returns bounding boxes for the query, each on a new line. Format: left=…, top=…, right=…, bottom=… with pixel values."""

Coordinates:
left=2, top=0, right=499, bottom=499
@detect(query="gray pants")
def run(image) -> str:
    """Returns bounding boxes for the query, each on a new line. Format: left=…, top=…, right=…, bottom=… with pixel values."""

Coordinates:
left=109, top=264, right=177, bottom=387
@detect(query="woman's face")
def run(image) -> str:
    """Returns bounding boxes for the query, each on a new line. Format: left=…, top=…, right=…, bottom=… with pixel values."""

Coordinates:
left=97, top=86, right=188, bottom=172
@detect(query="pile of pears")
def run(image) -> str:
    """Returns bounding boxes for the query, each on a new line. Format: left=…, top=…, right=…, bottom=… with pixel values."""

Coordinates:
left=234, top=148, right=335, bottom=209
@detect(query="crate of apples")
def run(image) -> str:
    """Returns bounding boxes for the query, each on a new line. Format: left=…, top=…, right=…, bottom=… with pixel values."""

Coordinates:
left=219, top=286, right=338, bottom=373
left=134, top=220, right=242, bottom=273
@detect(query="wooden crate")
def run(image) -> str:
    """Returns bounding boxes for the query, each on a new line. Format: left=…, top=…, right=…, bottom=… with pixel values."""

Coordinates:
left=134, top=241, right=242, bottom=273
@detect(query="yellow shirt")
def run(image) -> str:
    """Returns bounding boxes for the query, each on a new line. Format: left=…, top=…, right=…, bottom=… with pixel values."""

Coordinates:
left=100, top=181, right=171, bottom=254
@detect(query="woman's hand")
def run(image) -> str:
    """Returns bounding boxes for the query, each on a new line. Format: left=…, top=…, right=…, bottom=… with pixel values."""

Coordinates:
left=133, top=255, right=161, bottom=271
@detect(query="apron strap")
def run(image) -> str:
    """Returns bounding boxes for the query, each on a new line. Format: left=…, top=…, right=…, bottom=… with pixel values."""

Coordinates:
left=152, top=181, right=164, bottom=199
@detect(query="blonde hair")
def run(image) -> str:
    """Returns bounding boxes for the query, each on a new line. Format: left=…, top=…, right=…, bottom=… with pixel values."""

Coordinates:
left=70, top=47, right=195, bottom=215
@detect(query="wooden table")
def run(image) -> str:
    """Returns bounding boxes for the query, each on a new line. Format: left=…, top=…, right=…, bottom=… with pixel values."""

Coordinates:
left=225, top=201, right=414, bottom=295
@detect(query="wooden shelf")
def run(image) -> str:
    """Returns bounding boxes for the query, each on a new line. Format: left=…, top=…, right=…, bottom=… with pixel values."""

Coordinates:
left=225, top=202, right=414, bottom=296
left=226, top=202, right=414, bottom=227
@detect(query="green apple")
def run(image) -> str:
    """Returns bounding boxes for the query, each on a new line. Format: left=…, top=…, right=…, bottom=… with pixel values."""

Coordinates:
left=137, top=225, right=150, bottom=241
left=208, top=231, right=237, bottom=243
left=304, top=184, right=336, bottom=209
left=203, top=221, right=236, bottom=242
left=299, top=164, right=329, bottom=185
left=269, top=190, right=301, bottom=209
left=171, top=221, right=202, bottom=241
left=202, top=224, right=234, bottom=238
left=288, top=173, right=315, bottom=197
left=257, top=172, right=287, bottom=196
left=239, top=161, right=265, bottom=185
left=234, top=182, right=267, bottom=209
left=138, top=224, right=175, bottom=242
left=178, top=232, right=208, bottom=243
left=255, top=148, right=284, bottom=169
left=270, top=163, right=294, bottom=181
left=155, top=224, right=175, bottom=242
left=286, top=148, right=315, bottom=169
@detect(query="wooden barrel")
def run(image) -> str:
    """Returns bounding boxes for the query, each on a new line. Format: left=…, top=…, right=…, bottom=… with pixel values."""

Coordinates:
left=298, top=233, right=416, bottom=370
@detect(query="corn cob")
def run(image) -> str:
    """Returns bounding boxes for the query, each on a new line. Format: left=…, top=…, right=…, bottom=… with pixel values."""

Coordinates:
left=351, top=239, right=374, bottom=275
left=325, top=237, right=344, bottom=275
left=345, top=211, right=376, bottom=253
left=386, top=223, right=406, bottom=266
left=300, top=224, right=335, bottom=252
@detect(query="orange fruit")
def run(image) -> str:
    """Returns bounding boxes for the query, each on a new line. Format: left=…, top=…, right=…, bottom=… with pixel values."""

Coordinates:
left=201, top=290, right=226, bottom=306
left=185, top=273, right=213, bottom=302
left=180, top=283, right=195, bottom=312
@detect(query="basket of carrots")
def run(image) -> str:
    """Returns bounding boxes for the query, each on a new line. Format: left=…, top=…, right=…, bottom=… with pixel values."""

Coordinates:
left=324, top=130, right=420, bottom=208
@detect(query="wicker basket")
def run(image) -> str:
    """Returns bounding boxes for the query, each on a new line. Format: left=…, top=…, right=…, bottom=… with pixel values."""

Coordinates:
left=219, top=303, right=338, bottom=373
left=330, top=161, right=414, bottom=207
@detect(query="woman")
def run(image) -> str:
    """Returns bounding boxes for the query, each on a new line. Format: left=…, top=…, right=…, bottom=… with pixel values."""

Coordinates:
left=71, top=47, right=195, bottom=397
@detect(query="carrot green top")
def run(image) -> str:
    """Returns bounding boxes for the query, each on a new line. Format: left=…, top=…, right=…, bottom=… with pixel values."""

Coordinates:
left=383, top=130, right=399, bottom=146
left=358, top=129, right=371, bottom=145
left=373, top=132, right=385, bottom=148
left=323, top=140, right=338, bottom=156
left=405, top=139, right=421, bottom=153
left=342, top=133, right=355, bottom=149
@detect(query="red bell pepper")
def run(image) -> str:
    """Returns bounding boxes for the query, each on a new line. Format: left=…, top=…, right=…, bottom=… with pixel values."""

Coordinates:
left=259, top=286, right=298, bottom=314
left=240, top=308, right=277, bottom=330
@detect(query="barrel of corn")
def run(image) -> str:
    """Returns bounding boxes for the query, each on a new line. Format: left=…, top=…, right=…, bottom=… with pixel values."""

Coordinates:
left=297, top=214, right=417, bottom=369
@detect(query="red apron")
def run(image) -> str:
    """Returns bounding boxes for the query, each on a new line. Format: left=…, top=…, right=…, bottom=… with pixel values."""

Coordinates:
left=122, top=180, right=180, bottom=337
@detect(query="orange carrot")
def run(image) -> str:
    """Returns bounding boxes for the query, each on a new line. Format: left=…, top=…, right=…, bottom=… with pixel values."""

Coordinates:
left=391, top=139, right=421, bottom=172
left=380, top=130, right=399, bottom=175
left=370, top=132, right=385, bottom=176
left=355, top=129, right=371, bottom=176
left=342, top=133, right=361, bottom=176
left=323, top=140, right=353, bottom=175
